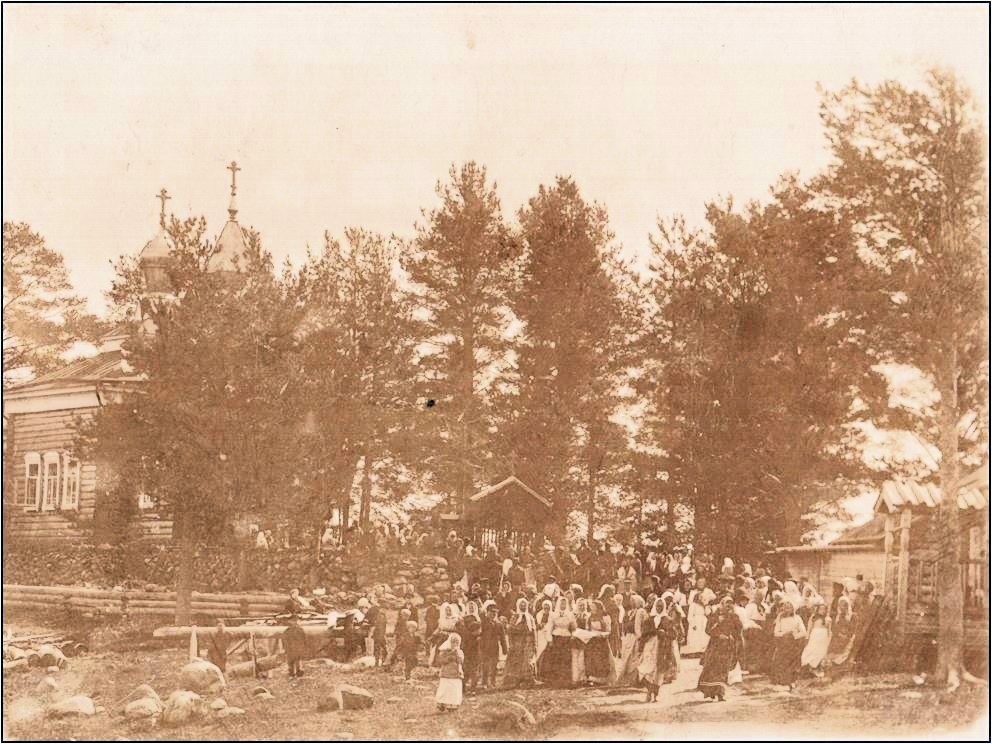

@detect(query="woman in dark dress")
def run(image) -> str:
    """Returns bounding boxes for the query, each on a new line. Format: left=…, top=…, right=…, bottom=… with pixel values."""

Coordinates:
left=503, top=597, right=537, bottom=688
left=638, top=597, right=678, bottom=702
left=697, top=595, right=743, bottom=701
left=457, top=601, right=483, bottom=693
left=584, top=599, right=613, bottom=684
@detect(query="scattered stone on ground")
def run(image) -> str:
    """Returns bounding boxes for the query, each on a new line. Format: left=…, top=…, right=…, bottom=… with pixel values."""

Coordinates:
left=251, top=685, right=272, bottom=697
left=160, top=690, right=208, bottom=727
left=216, top=706, right=246, bottom=718
left=210, top=698, right=228, bottom=710
left=47, top=695, right=97, bottom=718
left=35, top=644, right=67, bottom=669
left=338, top=684, right=375, bottom=710
left=124, top=684, right=163, bottom=706
left=124, top=697, right=162, bottom=720
left=179, top=659, right=226, bottom=694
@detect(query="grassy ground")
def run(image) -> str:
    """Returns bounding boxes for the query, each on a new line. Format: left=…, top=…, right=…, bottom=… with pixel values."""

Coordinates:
left=3, top=611, right=988, bottom=741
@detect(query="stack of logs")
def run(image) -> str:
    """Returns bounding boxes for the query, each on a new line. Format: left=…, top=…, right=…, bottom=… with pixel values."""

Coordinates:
left=2, top=585, right=289, bottom=621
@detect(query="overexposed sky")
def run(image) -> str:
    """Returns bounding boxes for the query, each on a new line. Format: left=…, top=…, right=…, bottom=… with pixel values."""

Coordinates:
left=3, top=4, right=988, bottom=313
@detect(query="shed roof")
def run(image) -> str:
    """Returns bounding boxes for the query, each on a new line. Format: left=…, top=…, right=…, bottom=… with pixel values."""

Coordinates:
left=875, top=467, right=988, bottom=514
left=7, top=349, right=134, bottom=390
left=771, top=514, right=885, bottom=555
left=468, top=476, right=552, bottom=510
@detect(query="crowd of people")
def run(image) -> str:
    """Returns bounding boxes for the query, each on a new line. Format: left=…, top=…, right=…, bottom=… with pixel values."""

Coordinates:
left=300, top=532, right=890, bottom=711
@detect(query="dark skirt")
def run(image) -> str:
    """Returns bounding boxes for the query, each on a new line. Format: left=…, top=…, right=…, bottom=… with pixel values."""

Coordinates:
left=697, top=636, right=735, bottom=699
left=742, top=626, right=769, bottom=673
left=539, top=636, right=573, bottom=686
left=584, top=636, right=612, bottom=679
left=504, top=632, right=536, bottom=686
left=769, top=635, right=805, bottom=685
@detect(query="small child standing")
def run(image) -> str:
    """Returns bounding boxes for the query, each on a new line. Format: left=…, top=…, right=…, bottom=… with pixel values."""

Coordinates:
left=373, top=604, right=389, bottom=667
left=387, top=608, right=412, bottom=670
left=282, top=615, right=308, bottom=678
left=395, top=620, right=420, bottom=680
left=434, top=633, right=464, bottom=711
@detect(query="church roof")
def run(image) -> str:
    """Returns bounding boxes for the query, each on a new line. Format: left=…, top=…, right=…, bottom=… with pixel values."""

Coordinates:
left=208, top=195, right=248, bottom=272
left=139, top=229, right=171, bottom=261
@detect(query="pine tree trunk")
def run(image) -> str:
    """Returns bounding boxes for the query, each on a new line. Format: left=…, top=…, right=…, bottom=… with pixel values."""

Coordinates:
left=174, top=510, right=195, bottom=626
left=586, top=454, right=597, bottom=544
left=359, top=453, right=372, bottom=529
left=935, top=342, right=963, bottom=687
left=2, top=413, right=15, bottom=551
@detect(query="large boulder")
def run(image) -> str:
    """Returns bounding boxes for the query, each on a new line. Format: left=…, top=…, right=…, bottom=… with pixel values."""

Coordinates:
left=338, top=684, right=374, bottom=710
left=35, top=644, right=67, bottom=669
left=316, top=693, right=341, bottom=712
left=47, top=695, right=97, bottom=718
left=124, top=684, right=162, bottom=707
left=161, top=690, right=208, bottom=727
left=124, top=698, right=162, bottom=720
left=180, top=659, right=226, bottom=694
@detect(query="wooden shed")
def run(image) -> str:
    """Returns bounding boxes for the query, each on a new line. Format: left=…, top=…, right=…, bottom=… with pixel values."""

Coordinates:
left=770, top=516, right=887, bottom=599
left=876, top=465, right=988, bottom=651
left=459, top=476, right=553, bottom=552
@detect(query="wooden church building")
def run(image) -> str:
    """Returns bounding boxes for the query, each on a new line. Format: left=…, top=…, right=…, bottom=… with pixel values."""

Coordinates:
left=3, top=168, right=251, bottom=544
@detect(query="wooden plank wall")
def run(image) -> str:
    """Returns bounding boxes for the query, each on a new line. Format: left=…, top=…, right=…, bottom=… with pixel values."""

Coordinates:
left=7, top=408, right=98, bottom=539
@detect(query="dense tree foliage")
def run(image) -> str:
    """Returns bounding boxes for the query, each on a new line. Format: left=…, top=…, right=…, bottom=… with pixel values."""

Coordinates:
left=2, top=222, right=104, bottom=385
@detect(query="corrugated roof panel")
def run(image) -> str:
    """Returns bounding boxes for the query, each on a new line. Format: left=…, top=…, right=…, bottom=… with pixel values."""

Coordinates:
left=877, top=474, right=987, bottom=513
left=10, top=350, right=133, bottom=389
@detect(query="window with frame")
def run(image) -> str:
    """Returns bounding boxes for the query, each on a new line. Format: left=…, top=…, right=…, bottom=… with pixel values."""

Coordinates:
left=963, top=523, right=988, bottom=614
left=61, top=456, right=81, bottom=511
left=41, top=452, right=61, bottom=511
left=19, top=453, right=41, bottom=508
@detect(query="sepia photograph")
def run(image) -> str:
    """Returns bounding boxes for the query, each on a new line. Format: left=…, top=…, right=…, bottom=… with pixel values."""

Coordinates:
left=1, top=3, right=989, bottom=741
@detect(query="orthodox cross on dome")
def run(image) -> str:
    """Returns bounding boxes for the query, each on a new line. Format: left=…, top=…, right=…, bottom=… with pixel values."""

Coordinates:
left=155, top=188, right=171, bottom=228
left=227, top=161, right=241, bottom=196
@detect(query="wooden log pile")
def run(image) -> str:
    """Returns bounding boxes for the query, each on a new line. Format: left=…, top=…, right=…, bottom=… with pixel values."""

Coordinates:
left=2, top=584, right=290, bottom=621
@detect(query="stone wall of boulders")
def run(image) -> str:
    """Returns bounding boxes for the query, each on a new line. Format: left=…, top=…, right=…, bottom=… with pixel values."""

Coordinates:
left=2, top=540, right=451, bottom=611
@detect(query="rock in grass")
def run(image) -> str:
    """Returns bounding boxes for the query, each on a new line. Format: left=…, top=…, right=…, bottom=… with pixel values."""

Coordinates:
left=180, top=659, right=226, bottom=694
left=317, top=693, right=341, bottom=712
left=124, top=698, right=162, bottom=720
left=160, top=690, right=208, bottom=727
left=36, top=645, right=67, bottom=669
left=125, top=684, right=162, bottom=706
left=216, top=706, right=245, bottom=718
left=210, top=698, right=227, bottom=710
left=47, top=695, right=97, bottom=718
left=338, top=685, right=374, bottom=710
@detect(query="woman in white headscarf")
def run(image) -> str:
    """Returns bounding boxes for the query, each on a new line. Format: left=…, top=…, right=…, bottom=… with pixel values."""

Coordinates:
left=825, top=595, right=855, bottom=666
left=615, top=594, right=644, bottom=686
left=684, top=586, right=710, bottom=656
left=435, top=633, right=464, bottom=710
left=638, top=596, right=679, bottom=702
left=504, top=597, right=537, bottom=688
left=539, top=597, right=576, bottom=687
left=571, top=597, right=590, bottom=685
left=801, top=601, right=831, bottom=673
